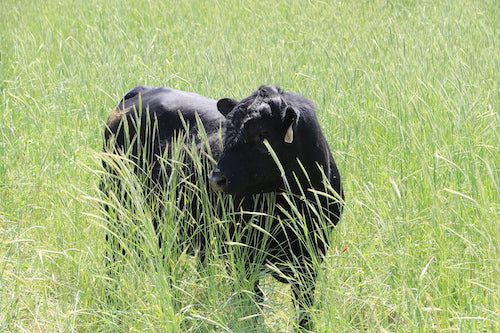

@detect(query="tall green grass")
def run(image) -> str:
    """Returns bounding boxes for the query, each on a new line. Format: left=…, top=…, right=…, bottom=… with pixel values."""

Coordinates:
left=1, top=0, right=498, bottom=331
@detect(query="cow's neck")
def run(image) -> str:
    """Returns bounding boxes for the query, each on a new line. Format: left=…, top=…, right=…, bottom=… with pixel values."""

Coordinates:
left=287, top=122, right=330, bottom=196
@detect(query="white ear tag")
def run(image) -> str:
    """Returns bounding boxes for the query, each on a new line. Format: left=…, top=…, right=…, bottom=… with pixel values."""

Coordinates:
left=284, top=123, right=294, bottom=143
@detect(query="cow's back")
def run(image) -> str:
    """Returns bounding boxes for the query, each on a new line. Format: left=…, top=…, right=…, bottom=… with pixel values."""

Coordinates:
left=105, top=86, right=224, bottom=151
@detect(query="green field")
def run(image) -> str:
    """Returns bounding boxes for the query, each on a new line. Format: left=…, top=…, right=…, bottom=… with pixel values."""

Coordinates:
left=1, top=0, right=498, bottom=332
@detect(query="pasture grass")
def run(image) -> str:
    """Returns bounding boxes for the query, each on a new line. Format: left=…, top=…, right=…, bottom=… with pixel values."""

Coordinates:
left=1, top=0, right=498, bottom=331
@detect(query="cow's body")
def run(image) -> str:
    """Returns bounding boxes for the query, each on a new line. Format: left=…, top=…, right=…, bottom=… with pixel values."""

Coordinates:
left=103, top=85, right=343, bottom=330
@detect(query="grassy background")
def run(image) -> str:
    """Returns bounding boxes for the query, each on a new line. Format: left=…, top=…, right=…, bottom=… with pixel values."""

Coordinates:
left=1, top=0, right=498, bottom=331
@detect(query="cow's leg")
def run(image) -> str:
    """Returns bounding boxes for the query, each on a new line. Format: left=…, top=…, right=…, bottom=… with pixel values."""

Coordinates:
left=291, top=270, right=317, bottom=331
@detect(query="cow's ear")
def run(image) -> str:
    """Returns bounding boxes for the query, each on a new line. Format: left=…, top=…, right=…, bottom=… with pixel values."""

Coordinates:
left=283, top=106, right=299, bottom=144
left=217, top=98, right=239, bottom=117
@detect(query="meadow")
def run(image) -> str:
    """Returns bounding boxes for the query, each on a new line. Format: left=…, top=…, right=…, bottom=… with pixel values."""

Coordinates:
left=0, top=0, right=498, bottom=332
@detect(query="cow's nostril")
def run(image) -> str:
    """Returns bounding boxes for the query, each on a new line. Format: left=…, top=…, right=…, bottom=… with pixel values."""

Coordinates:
left=216, top=176, right=227, bottom=187
left=209, top=171, right=228, bottom=192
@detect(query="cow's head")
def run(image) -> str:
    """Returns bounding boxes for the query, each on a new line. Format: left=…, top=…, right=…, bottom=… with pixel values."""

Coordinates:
left=209, top=85, right=300, bottom=195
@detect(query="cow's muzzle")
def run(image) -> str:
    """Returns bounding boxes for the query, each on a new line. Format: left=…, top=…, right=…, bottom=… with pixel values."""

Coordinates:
left=209, top=169, right=229, bottom=192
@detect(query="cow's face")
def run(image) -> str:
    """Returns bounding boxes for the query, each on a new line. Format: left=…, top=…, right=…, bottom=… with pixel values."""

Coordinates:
left=209, top=86, right=298, bottom=195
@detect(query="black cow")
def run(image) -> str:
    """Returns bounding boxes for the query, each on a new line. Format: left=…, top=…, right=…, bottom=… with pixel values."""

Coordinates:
left=102, top=85, right=343, bottom=330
